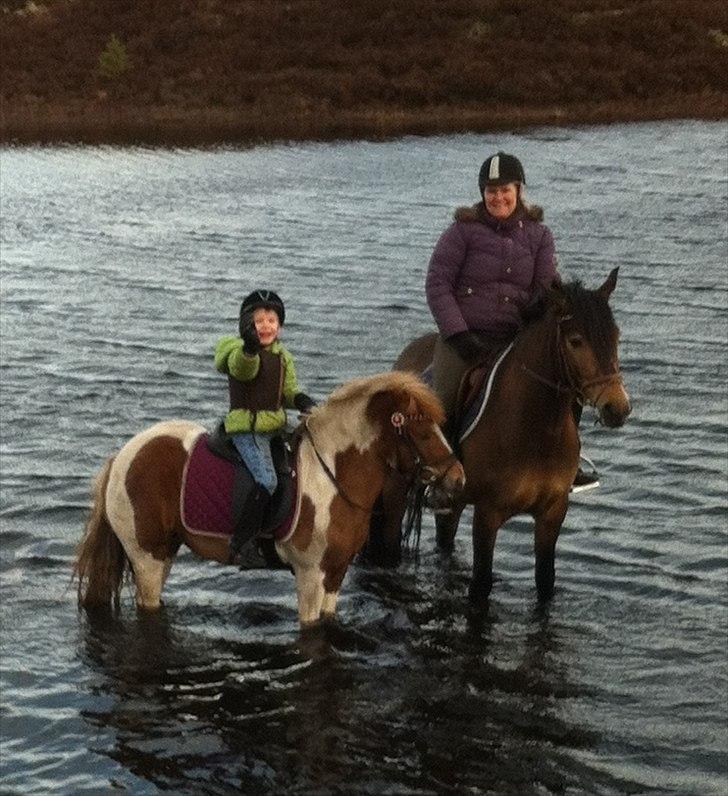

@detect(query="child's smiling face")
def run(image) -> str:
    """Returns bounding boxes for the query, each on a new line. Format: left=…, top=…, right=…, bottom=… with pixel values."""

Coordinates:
left=252, top=308, right=280, bottom=347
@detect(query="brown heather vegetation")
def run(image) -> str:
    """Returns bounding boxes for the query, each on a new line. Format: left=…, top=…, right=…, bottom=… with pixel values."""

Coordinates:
left=1, top=0, right=727, bottom=145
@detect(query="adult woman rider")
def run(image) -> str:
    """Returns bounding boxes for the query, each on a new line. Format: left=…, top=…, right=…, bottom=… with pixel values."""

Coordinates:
left=425, top=151, right=598, bottom=492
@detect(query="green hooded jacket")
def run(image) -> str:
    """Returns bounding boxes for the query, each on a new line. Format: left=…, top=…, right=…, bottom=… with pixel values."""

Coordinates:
left=214, top=336, right=301, bottom=433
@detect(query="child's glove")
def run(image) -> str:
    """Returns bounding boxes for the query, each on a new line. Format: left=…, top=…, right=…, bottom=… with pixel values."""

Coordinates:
left=294, top=393, right=316, bottom=414
left=241, top=323, right=261, bottom=356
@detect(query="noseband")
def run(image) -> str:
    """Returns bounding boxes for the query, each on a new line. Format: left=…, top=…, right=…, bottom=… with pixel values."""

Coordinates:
left=520, top=314, right=624, bottom=410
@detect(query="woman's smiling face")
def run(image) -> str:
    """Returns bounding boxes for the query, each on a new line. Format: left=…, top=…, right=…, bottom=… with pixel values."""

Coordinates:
left=484, top=182, right=519, bottom=220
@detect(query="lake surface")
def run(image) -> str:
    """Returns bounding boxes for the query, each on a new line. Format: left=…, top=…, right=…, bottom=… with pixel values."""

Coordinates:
left=1, top=120, right=726, bottom=795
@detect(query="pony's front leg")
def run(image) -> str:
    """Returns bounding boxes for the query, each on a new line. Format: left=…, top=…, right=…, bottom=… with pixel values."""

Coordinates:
left=469, top=502, right=505, bottom=605
left=293, top=565, right=327, bottom=626
left=533, top=499, right=568, bottom=601
left=364, top=474, right=410, bottom=567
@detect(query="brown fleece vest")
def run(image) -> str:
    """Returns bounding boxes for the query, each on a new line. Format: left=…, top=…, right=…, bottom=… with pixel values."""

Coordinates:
left=228, top=349, right=284, bottom=412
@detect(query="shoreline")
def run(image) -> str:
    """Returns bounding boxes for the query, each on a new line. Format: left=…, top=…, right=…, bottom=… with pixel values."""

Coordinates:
left=2, top=93, right=725, bottom=147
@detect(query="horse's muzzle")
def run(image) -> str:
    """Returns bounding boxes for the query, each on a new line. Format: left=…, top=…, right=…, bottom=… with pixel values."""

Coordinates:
left=599, top=398, right=631, bottom=428
left=430, top=460, right=466, bottom=504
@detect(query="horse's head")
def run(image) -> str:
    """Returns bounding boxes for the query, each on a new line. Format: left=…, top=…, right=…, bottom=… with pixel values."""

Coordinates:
left=548, top=268, right=631, bottom=428
left=367, top=373, right=466, bottom=499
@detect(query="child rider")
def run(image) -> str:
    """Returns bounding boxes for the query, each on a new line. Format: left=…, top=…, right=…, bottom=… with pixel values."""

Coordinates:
left=214, top=289, right=315, bottom=565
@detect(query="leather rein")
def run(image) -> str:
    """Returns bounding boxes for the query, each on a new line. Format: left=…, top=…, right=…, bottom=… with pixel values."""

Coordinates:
left=520, top=313, right=624, bottom=412
left=302, top=413, right=457, bottom=514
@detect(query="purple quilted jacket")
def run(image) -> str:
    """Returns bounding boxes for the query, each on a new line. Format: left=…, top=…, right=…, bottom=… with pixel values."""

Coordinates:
left=426, top=202, right=557, bottom=339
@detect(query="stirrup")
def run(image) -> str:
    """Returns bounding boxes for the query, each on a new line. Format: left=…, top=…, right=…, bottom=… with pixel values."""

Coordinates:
left=570, top=454, right=600, bottom=494
left=232, top=537, right=268, bottom=569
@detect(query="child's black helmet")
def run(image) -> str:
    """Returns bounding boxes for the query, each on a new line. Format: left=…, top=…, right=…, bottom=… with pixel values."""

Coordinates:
left=239, top=289, right=285, bottom=336
left=478, top=152, right=526, bottom=192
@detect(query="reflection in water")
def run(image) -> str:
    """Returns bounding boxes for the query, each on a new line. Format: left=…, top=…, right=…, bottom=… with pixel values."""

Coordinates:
left=78, top=592, right=605, bottom=794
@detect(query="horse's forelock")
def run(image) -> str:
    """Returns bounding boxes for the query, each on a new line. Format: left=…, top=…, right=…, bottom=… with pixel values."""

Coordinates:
left=562, top=280, right=619, bottom=367
left=325, top=371, right=444, bottom=425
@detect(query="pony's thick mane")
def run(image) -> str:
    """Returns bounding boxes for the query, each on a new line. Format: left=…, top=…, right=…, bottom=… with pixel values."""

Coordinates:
left=325, top=371, right=445, bottom=424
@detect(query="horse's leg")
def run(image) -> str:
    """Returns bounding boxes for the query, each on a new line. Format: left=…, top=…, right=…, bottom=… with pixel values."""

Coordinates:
left=106, top=498, right=179, bottom=611
left=321, top=589, right=339, bottom=619
left=294, top=565, right=326, bottom=627
left=132, top=553, right=172, bottom=610
left=533, top=499, right=568, bottom=601
left=107, top=432, right=188, bottom=610
left=364, top=474, right=410, bottom=567
left=469, top=502, right=506, bottom=605
left=435, top=502, right=464, bottom=553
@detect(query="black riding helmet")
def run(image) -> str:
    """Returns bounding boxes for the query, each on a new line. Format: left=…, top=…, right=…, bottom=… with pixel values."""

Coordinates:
left=478, top=152, right=526, bottom=193
left=239, top=289, right=285, bottom=336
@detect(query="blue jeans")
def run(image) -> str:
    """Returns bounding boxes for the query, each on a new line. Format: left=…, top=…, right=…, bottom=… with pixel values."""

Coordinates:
left=231, top=432, right=278, bottom=496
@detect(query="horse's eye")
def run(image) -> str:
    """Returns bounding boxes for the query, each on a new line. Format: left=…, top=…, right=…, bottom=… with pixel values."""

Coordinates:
left=568, top=335, right=583, bottom=348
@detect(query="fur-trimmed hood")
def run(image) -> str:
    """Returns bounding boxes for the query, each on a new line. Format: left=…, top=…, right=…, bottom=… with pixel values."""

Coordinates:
left=453, top=201, right=544, bottom=226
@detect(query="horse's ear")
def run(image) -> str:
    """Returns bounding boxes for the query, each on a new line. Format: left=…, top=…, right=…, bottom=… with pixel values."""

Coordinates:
left=599, top=267, right=619, bottom=299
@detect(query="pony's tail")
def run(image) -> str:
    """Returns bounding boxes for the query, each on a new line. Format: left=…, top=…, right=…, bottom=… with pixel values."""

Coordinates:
left=74, top=457, right=130, bottom=611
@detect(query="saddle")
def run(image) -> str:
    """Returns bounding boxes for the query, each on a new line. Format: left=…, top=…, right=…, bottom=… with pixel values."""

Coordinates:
left=450, top=341, right=514, bottom=447
left=180, top=422, right=302, bottom=567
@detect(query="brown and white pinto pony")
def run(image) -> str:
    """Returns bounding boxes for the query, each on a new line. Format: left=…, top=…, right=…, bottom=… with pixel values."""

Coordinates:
left=74, top=371, right=464, bottom=628
left=369, top=269, right=631, bottom=604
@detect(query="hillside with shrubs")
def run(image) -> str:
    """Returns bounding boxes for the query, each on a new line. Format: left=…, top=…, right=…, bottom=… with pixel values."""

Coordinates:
left=1, top=0, right=726, bottom=144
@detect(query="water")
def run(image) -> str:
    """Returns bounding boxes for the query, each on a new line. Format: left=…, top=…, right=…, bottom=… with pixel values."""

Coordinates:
left=1, top=120, right=726, bottom=794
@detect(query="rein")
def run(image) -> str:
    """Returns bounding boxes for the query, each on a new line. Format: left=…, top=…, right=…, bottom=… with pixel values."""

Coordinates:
left=302, top=419, right=370, bottom=513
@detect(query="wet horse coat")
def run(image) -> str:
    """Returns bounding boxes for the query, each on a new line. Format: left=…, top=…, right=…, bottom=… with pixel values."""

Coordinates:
left=75, top=371, right=465, bottom=627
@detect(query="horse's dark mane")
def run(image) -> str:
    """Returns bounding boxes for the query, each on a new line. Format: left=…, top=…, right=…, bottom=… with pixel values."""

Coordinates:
left=560, top=280, right=619, bottom=368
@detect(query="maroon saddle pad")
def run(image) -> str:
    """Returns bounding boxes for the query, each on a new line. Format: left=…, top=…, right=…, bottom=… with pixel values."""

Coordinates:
left=180, top=433, right=299, bottom=542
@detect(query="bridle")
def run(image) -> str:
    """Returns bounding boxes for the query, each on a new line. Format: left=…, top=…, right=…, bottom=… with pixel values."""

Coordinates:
left=520, top=313, right=624, bottom=412
left=302, top=412, right=458, bottom=514
left=389, top=410, right=459, bottom=488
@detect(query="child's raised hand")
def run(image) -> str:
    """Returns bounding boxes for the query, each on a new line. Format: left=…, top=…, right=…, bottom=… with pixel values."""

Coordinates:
left=241, top=322, right=261, bottom=356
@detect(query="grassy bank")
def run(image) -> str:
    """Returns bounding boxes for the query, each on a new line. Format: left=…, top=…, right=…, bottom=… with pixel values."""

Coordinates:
left=2, top=0, right=727, bottom=146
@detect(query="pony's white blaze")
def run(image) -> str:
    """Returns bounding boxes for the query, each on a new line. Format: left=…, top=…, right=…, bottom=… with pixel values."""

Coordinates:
left=105, top=420, right=203, bottom=608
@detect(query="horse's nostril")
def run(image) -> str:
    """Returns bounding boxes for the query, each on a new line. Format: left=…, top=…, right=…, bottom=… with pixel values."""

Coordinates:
left=602, top=403, right=627, bottom=428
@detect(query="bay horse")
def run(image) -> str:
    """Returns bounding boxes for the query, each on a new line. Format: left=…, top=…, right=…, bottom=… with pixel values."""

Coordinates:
left=368, top=269, right=631, bottom=604
left=74, top=371, right=464, bottom=628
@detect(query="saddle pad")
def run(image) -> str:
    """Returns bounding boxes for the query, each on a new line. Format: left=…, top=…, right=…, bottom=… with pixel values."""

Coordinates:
left=180, top=433, right=301, bottom=543
left=458, top=342, right=514, bottom=444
